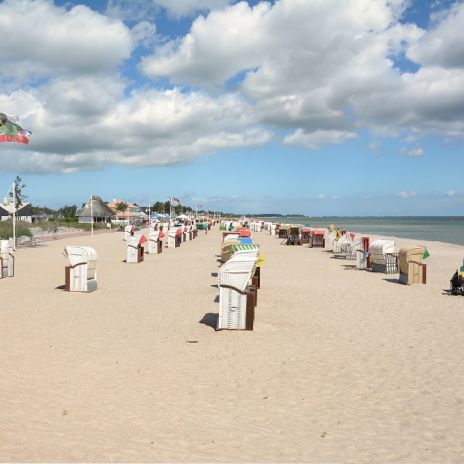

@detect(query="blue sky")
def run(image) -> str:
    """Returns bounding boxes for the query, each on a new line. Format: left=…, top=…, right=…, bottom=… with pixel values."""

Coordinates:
left=1, top=0, right=464, bottom=215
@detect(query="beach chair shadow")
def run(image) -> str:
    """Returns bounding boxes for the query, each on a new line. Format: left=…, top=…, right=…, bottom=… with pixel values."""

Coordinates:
left=383, top=277, right=400, bottom=284
left=210, top=284, right=218, bottom=288
left=199, top=313, right=218, bottom=329
left=342, top=264, right=357, bottom=270
left=55, top=284, right=66, bottom=290
left=211, top=272, right=218, bottom=277
left=213, top=295, right=219, bottom=303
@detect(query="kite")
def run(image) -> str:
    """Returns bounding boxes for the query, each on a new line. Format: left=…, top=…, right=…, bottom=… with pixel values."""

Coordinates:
left=0, top=113, right=31, bottom=144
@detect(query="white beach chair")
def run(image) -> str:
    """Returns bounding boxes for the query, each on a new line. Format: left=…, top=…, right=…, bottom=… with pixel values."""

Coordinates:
left=167, top=228, right=182, bottom=248
left=127, top=235, right=145, bottom=263
left=63, top=246, right=97, bottom=292
left=369, top=239, right=397, bottom=273
left=217, top=257, right=257, bottom=330
left=147, top=232, right=163, bottom=254
left=0, top=239, right=14, bottom=278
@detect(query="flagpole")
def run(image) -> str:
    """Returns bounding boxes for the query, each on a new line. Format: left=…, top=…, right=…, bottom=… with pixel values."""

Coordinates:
left=90, top=195, right=94, bottom=236
left=12, top=182, right=16, bottom=251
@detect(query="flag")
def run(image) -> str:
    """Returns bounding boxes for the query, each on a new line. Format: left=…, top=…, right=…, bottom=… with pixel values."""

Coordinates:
left=197, top=204, right=203, bottom=208
left=0, top=113, right=31, bottom=144
left=422, top=249, right=430, bottom=259
left=170, top=197, right=180, bottom=206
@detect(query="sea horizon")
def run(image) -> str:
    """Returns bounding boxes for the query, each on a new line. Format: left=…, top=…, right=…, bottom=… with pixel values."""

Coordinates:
left=247, top=215, right=464, bottom=246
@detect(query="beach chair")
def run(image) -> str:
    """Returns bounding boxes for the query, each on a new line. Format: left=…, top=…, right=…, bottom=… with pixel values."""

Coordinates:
left=147, top=232, right=163, bottom=254
left=369, top=240, right=397, bottom=273
left=0, top=239, right=14, bottom=278
left=221, top=239, right=240, bottom=262
left=217, top=255, right=258, bottom=330
left=398, top=246, right=427, bottom=285
left=63, top=246, right=97, bottom=292
left=308, top=230, right=325, bottom=248
left=301, top=227, right=311, bottom=244
left=124, top=224, right=133, bottom=241
left=278, top=225, right=288, bottom=239
left=127, top=235, right=146, bottom=263
left=333, top=234, right=351, bottom=257
left=450, top=262, right=464, bottom=295
left=167, top=228, right=182, bottom=248
left=324, top=231, right=337, bottom=251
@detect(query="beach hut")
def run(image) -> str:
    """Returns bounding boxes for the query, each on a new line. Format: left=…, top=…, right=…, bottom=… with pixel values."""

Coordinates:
left=147, top=231, right=163, bottom=254
left=63, top=246, right=97, bottom=292
left=126, top=235, right=146, bottom=263
left=369, top=239, right=397, bottom=273
left=398, top=246, right=427, bottom=285
left=76, top=196, right=115, bottom=224
left=0, top=239, right=14, bottom=278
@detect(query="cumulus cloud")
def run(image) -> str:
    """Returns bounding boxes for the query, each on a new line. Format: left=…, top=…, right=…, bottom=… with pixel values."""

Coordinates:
left=398, top=191, right=416, bottom=199
left=0, top=80, right=270, bottom=173
left=284, top=129, right=357, bottom=149
left=317, top=194, right=327, bottom=200
left=445, top=190, right=456, bottom=197
left=0, top=0, right=133, bottom=80
left=407, top=3, right=464, bottom=68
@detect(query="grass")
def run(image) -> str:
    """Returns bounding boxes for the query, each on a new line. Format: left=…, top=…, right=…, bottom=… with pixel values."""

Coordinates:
left=0, top=220, right=33, bottom=240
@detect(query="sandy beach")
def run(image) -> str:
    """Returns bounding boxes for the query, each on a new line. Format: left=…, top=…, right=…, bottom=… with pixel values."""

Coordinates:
left=1, top=225, right=464, bottom=463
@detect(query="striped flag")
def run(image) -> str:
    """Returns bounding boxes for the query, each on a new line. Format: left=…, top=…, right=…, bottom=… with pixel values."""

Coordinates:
left=0, top=113, right=31, bottom=144
left=170, top=197, right=180, bottom=206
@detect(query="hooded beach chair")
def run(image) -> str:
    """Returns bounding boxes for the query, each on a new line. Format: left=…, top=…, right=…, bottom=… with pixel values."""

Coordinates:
left=398, top=246, right=427, bottom=285
left=63, top=246, right=97, bottom=292
left=127, top=235, right=146, bottom=263
left=0, top=239, right=14, bottom=278
left=147, top=231, right=163, bottom=254
left=217, top=255, right=258, bottom=330
left=167, top=228, right=182, bottom=248
left=369, top=239, right=397, bottom=273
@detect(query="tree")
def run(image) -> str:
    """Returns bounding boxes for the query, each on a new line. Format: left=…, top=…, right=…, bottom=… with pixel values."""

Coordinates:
left=9, top=175, right=27, bottom=210
left=114, top=200, right=128, bottom=219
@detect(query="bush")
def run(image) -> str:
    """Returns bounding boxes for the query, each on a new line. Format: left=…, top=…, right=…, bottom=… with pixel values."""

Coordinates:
left=0, top=220, right=33, bottom=240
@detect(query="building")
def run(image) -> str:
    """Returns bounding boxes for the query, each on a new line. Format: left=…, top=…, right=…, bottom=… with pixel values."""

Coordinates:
left=76, top=196, right=115, bottom=224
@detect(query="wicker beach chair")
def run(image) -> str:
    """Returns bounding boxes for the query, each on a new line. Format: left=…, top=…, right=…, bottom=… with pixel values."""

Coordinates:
left=127, top=235, right=145, bottom=263
left=0, top=239, right=14, bottom=278
left=147, top=232, right=163, bottom=254
left=63, top=246, right=97, bottom=292
left=217, top=256, right=258, bottom=330
left=369, top=239, right=397, bottom=273
left=398, top=246, right=427, bottom=285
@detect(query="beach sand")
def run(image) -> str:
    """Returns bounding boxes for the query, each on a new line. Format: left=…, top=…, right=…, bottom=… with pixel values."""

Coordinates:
left=1, top=226, right=464, bottom=462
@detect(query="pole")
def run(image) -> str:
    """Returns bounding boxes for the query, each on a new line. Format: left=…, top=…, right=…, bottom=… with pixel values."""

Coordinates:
left=12, top=182, right=16, bottom=251
left=148, top=200, right=151, bottom=233
left=90, top=195, right=94, bottom=236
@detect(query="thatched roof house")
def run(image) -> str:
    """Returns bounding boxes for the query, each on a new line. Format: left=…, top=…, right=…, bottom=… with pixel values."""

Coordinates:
left=76, top=196, right=115, bottom=223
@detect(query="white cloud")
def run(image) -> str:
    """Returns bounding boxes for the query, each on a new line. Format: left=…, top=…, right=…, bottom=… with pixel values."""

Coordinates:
left=445, top=190, right=456, bottom=197
left=407, top=3, right=464, bottom=68
left=317, top=193, right=327, bottom=200
left=0, top=0, right=133, bottom=79
left=284, top=129, right=357, bottom=149
left=131, top=21, right=157, bottom=48
left=368, top=141, right=380, bottom=149
left=403, top=146, right=424, bottom=157
left=398, top=191, right=416, bottom=199
left=0, top=81, right=270, bottom=173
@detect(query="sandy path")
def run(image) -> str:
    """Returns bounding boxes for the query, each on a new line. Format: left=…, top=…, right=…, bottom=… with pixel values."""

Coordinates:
left=1, top=226, right=464, bottom=462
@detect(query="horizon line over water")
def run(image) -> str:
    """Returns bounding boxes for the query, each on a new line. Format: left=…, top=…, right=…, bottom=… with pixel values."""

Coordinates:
left=255, top=216, right=464, bottom=246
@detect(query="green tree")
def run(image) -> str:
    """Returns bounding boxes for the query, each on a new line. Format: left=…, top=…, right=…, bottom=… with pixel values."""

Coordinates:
left=9, top=175, right=27, bottom=210
left=115, top=201, right=128, bottom=219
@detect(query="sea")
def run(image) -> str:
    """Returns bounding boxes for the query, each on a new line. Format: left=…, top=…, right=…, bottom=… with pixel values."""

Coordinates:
left=257, top=216, right=464, bottom=246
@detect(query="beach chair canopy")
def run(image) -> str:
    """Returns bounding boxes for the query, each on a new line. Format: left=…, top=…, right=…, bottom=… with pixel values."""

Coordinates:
left=369, top=239, right=396, bottom=264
